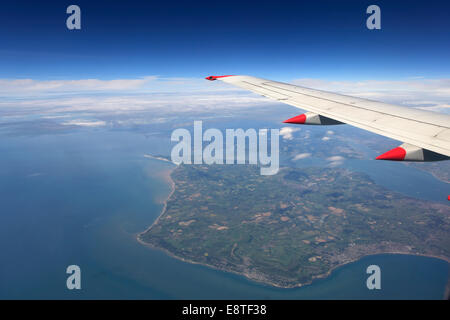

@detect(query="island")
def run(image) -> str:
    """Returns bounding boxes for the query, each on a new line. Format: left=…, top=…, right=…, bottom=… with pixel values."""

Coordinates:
left=138, top=164, right=450, bottom=288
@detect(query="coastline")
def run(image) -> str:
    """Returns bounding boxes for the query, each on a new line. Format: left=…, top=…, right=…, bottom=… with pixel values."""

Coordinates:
left=404, top=162, right=450, bottom=184
left=143, top=154, right=172, bottom=163
left=136, top=159, right=450, bottom=290
left=138, top=232, right=450, bottom=289
left=138, top=159, right=176, bottom=235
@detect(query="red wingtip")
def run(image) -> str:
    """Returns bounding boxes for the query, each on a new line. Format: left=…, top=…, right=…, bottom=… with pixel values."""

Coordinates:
left=205, top=75, right=234, bottom=81
left=447, top=195, right=450, bottom=201
left=375, top=147, right=406, bottom=161
left=283, top=114, right=306, bottom=124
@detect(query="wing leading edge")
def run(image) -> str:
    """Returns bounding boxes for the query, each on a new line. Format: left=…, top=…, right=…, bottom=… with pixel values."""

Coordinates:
left=206, top=75, right=450, bottom=162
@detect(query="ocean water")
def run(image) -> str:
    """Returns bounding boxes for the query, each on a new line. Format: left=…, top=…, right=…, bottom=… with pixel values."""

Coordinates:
left=0, top=129, right=448, bottom=299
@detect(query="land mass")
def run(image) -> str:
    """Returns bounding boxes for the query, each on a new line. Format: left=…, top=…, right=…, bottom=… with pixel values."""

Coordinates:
left=139, top=164, right=450, bottom=288
left=406, top=161, right=450, bottom=184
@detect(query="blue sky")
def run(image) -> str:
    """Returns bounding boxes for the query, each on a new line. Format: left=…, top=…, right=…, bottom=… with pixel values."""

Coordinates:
left=1, top=0, right=449, bottom=81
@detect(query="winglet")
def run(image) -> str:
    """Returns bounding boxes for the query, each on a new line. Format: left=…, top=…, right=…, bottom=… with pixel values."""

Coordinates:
left=205, top=75, right=234, bottom=81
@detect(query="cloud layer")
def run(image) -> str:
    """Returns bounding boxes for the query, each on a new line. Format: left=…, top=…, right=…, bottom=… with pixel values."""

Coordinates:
left=0, top=76, right=272, bottom=118
left=1, top=76, right=448, bottom=121
left=292, top=78, right=450, bottom=114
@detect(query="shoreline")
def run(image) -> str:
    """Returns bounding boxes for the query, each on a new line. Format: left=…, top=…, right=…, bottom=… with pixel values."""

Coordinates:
left=138, top=233, right=450, bottom=289
left=139, top=160, right=176, bottom=235
left=136, top=160, right=450, bottom=291
left=404, top=162, right=450, bottom=184
left=143, top=154, right=172, bottom=163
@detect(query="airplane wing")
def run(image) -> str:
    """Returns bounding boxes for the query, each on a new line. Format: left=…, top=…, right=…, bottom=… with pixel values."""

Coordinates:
left=206, top=75, right=450, bottom=162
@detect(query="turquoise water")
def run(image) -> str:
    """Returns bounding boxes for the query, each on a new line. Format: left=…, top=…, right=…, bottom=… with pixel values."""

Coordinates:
left=0, top=130, right=448, bottom=299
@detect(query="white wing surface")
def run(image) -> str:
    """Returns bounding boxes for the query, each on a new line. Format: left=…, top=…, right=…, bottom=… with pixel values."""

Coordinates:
left=206, top=75, right=450, bottom=162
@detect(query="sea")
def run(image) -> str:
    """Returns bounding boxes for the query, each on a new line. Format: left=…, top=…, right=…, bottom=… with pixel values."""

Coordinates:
left=0, top=128, right=448, bottom=299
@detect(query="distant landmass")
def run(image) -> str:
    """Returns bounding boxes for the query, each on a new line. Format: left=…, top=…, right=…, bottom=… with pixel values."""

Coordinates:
left=407, top=161, right=450, bottom=184
left=138, top=164, right=450, bottom=288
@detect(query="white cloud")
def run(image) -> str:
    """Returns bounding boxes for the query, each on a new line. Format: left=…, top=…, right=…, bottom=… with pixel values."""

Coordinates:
left=328, top=161, right=343, bottom=168
left=292, top=78, right=450, bottom=97
left=0, top=93, right=271, bottom=117
left=321, top=130, right=334, bottom=141
left=293, top=153, right=312, bottom=160
left=280, top=127, right=300, bottom=140
left=0, top=76, right=274, bottom=117
left=326, top=156, right=345, bottom=162
left=0, top=75, right=254, bottom=96
left=414, top=104, right=450, bottom=112
left=0, top=77, right=157, bottom=95
left=62, top=120, right=107, bottom=127
left=291, top=78, right=450, bottom=114
left=326, top=156, right=345, bottom=167
left=2, top=76, right=449, bottom=122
